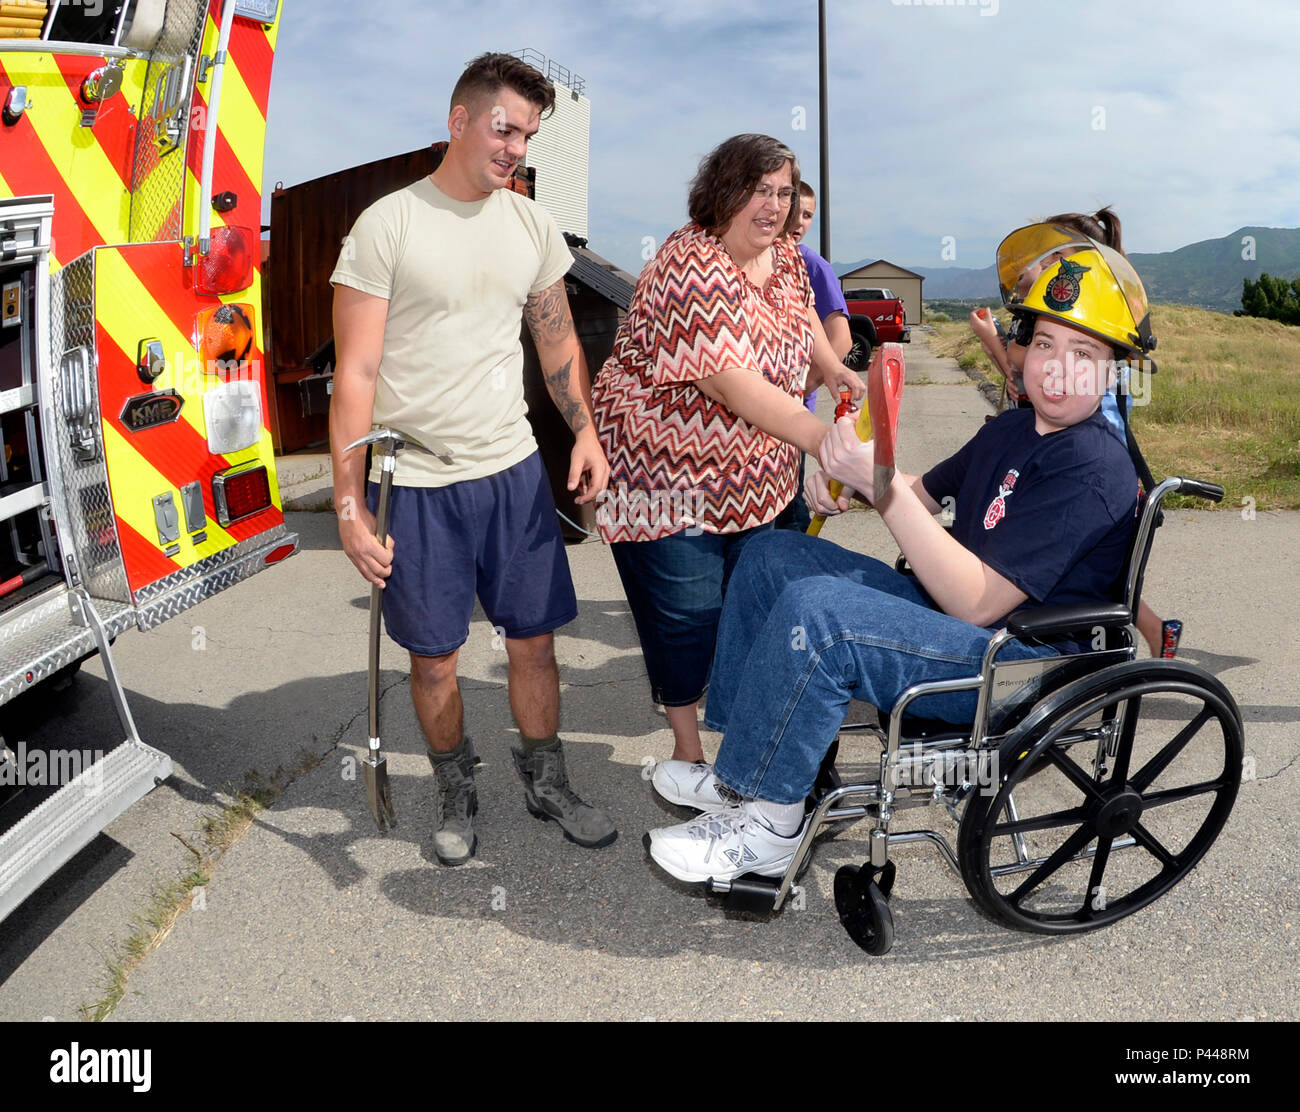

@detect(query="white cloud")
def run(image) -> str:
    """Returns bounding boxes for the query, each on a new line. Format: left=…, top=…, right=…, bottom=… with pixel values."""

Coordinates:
left=261, top=0, right=1300, bottom=275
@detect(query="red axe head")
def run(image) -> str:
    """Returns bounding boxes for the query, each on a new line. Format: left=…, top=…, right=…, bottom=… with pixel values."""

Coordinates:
left=868, top=343, right=905, bottom=494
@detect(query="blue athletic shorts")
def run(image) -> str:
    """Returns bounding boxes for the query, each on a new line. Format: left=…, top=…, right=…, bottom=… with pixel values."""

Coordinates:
left=366, top=452, right=578, bottom=657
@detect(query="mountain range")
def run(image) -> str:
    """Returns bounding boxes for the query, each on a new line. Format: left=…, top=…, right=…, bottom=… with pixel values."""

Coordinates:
left=836, top=226, right=1300, bottom=312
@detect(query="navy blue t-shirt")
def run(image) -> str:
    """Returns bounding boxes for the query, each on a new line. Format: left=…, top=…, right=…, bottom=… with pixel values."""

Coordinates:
left=921, top=408, right=1138, bottom=639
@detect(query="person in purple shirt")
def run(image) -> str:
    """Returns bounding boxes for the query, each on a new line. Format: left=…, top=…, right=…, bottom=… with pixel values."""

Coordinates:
left=775, top=182, right=853, bottom=531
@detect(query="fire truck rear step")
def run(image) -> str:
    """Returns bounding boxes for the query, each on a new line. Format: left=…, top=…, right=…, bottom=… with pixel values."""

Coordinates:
left=0, top=736, right=172, bottom=922
left=0, top=586, right=133, bottom=703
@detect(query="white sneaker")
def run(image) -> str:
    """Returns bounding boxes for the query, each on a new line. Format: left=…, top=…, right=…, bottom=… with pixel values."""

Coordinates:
left=651, top=759, right=735, bottom=810
left=647, top=804, right=803, bottom=884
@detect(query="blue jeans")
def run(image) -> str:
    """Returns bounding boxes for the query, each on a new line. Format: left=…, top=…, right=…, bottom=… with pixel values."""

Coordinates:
left=773, top=455, right=811, bottom=532
left=704, top=531, right=1057, bottom=804
left=611, top=523, right=774, bottom=707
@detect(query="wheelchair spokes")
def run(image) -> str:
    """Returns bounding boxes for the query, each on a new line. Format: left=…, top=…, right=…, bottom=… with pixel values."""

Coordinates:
left=991, top=802, right=1092, bottom=838
left=959, top=660, right=1243, bottom=933
left=1007, top=825, right=1097, bottom=905
left=1043, top=743, right=1111, bottom=803
left=1130, top=706, right=1216, bottom=791
left=704, top=661, right=1240, bottom=957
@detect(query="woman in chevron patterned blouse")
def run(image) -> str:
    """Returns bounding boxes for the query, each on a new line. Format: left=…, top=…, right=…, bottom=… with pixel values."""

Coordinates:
left=590, top=133, right=864, bottom=801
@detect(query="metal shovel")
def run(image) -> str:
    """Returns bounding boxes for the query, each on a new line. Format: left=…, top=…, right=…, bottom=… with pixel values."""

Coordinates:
left=344, top=426, right=453, bottom=832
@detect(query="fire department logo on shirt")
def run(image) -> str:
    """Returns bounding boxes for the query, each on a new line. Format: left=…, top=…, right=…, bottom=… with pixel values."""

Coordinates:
left=983, top=469, right=1020, bottom=530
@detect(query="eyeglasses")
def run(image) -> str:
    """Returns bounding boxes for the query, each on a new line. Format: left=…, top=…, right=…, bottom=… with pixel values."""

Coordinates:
left=752, top=185, right=796, bottom=205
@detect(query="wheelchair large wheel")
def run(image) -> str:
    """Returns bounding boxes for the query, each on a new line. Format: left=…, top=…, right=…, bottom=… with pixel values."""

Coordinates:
left=957, top=660, right=1242, bottom=934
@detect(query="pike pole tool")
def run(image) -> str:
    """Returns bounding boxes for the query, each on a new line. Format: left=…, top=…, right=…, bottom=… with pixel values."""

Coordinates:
left=344, top=426, right=452, bottom=832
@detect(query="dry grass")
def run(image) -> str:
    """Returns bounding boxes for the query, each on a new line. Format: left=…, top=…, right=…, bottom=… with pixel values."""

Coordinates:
left=927, top=304, right=1300, bottom=509
left=78, top=751, right=325, bottom=1021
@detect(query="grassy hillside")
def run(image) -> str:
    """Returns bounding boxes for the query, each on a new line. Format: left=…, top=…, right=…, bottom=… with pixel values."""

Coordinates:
left=928, top=304, right=1300, bottom=509
left=843, top=227, right=1300, bottom=312
left=1130, top=226, right=1300, bottom=313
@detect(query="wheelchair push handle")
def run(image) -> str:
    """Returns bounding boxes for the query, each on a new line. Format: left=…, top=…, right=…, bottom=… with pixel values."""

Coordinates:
left=1175, top=478, right=1224, bottom=504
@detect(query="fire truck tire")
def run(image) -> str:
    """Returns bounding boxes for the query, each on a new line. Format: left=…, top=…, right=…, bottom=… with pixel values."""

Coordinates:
left=46, top=659, right=83, bottom=693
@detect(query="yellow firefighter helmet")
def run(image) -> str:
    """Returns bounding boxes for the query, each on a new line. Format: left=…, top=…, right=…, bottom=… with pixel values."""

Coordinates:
left=996, top=223, right=1157, bottom=356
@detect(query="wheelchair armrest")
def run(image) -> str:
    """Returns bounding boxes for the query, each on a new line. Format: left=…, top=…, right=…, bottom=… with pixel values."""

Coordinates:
left=1004, top=603, right=1133, bottom=642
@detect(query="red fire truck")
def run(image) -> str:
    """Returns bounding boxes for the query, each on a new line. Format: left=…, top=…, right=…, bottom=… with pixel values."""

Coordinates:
left=0, top=0, right=295, bottom=920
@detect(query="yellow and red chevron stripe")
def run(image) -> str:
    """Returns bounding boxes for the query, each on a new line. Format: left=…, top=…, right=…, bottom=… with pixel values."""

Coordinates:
left=0, top=49, right=146, bottom=265
left=95, top=242, right=283, bottom=596
left=183, top=1, right=279, bottom=245
left=2, top=1, right=287, bottom=597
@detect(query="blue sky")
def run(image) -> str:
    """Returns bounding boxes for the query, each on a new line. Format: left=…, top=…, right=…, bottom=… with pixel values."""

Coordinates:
left=263, top=0, right=1300, bottom=276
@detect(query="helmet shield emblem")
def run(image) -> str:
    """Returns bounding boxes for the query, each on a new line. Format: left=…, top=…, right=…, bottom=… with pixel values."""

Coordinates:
left=1042, top=258, right=1091, bottom=312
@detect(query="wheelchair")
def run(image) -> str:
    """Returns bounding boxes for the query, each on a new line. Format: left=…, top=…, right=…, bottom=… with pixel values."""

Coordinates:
left=704, top=474, right=1244, bottom=955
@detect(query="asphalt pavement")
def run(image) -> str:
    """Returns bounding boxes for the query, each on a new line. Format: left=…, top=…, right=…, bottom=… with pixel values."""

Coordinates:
left=0, top=336, right=1295, bottom=1022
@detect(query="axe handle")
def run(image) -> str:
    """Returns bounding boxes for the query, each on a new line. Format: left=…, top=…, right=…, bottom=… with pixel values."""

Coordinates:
left=367, top=455, right=396, bottom=744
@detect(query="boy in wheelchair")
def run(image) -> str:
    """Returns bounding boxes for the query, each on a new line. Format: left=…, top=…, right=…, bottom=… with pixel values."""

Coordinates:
left=647, top=243, right=1146, bottom=885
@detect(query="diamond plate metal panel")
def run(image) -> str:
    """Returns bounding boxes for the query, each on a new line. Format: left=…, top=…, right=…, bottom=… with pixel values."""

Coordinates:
left=0, top=586, right=132, bottom=707
left=0, top=738, right=173, bottom=921
left=43, top=255, right=131, bottom=605
left=133, top=525, right=298, bottom=631
left=128, top=0, right=208, bottom=243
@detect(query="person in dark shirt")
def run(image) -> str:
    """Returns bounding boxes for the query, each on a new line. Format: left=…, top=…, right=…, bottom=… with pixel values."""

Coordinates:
left=646, top=244, right=1147, bottom=884
left=970, top=212, right=1180, bottom=658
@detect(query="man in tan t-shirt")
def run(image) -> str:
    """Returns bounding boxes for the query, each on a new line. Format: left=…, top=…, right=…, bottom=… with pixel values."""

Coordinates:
left=329, top=53, right=615, bottom=865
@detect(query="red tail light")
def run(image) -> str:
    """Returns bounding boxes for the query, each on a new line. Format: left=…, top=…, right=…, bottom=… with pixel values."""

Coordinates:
left=195, top=226, right=256, bottom=295
left=212, top=463, right=271, bottom=526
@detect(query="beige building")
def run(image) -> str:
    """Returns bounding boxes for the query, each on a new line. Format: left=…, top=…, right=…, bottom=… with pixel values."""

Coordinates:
left=513, top=48, right=590, bottom=239
left=840, top=260, right=925, bottom=324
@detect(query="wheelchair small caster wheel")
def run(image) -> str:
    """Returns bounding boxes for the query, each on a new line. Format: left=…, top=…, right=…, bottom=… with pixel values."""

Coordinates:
left=712, top=873, right=781, bottom=915
left=834, top=864, right=895, bottom=955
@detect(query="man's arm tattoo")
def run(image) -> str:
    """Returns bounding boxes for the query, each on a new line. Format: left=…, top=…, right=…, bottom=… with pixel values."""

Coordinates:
left=523, top=279, right=576, bottom=346
left=544, top=355, right=590, bottom=435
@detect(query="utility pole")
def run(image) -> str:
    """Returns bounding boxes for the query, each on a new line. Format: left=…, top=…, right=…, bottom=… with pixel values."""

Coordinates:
left=818, top=0, right=830, bottom=263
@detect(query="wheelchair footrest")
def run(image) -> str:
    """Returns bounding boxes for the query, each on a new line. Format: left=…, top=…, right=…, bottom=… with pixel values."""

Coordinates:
left=708, top=873, right=782, bottom=914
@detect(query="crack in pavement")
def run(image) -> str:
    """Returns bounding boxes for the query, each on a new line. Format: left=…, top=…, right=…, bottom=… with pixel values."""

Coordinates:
left=1249, top=749, right=1300, bottom=784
